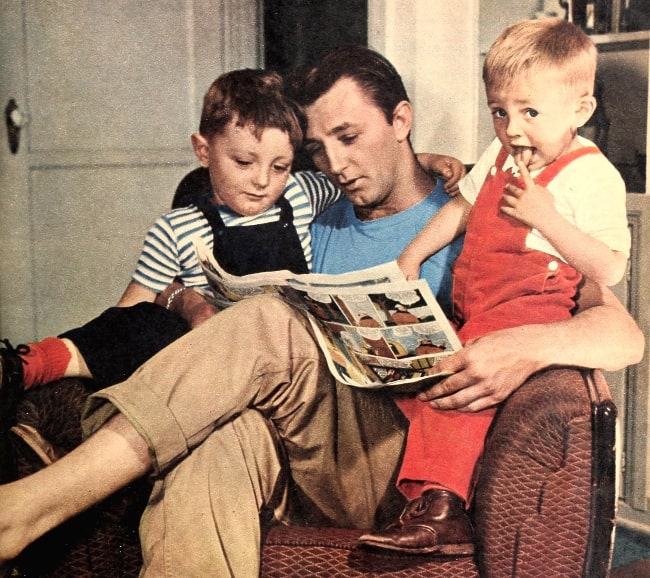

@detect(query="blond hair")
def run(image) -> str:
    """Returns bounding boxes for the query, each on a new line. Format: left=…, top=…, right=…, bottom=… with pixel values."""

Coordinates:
left=483, top=19, right=597, bottom=97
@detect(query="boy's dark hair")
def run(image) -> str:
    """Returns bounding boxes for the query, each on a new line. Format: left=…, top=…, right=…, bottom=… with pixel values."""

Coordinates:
left=199, top=69, right=305, bottom=151
left=291, top=45, right=410, bottom=126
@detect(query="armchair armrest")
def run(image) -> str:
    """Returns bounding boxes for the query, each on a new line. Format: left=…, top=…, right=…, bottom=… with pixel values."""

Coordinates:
left=474, top=367, right=616, bottom=577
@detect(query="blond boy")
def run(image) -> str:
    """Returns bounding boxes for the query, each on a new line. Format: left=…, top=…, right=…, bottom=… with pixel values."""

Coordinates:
left=362, top=18, right=630, bottom=554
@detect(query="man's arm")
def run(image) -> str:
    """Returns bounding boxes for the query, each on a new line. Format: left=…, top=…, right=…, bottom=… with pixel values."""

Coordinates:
left=419, top=278, right=645, bottom=412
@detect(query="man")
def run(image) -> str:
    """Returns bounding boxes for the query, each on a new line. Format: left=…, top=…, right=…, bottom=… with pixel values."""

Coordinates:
left=0, top=47, right=643, bottom=577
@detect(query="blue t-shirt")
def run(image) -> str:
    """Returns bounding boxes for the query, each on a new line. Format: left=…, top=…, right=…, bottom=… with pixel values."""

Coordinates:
left=311, top=179, right=463, bottom=316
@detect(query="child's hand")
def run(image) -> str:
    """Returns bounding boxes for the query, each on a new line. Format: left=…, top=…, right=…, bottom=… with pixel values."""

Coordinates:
left=501, top=160, right=557, bottom=229
left=435, top=156, right=466, bottom=196
left=416, top=153, right=466, bottom=196
left=396, top=253, right=422, bottom=281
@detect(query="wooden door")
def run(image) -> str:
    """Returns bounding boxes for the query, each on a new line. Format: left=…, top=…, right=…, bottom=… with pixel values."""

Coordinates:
left=0, top=0, right=259, bottom=341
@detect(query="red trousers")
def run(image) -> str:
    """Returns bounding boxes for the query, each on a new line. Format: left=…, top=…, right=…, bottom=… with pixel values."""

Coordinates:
left=396, top=146, right=597, bottom=502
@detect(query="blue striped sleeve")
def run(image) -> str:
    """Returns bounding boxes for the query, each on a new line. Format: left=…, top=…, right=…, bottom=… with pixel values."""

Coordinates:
left=292, top=171, right=342, bottom=216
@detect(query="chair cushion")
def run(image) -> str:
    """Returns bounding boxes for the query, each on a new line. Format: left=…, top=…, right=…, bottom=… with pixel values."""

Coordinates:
left=261, top=525, right=478, bottom=577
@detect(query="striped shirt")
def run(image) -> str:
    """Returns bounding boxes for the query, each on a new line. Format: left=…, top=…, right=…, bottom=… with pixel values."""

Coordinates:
left=131, top=171, right=341, bottom=293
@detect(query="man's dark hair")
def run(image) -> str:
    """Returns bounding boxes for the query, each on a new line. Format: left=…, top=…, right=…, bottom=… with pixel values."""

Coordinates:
left=291, top=45, right=410, bottom=125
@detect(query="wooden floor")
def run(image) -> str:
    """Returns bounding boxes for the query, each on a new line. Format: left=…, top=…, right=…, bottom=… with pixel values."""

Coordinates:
left=611, top=558, right=650, bottom=577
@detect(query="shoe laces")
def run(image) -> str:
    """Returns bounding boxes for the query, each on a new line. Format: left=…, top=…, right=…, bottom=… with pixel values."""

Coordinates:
left=1, top=339, right=30, bottom=359
left=1, top=338, right=30, bottom=380
left=404, top=492, right=436, bottom=518
left=1, top=339, right=29, bottom=421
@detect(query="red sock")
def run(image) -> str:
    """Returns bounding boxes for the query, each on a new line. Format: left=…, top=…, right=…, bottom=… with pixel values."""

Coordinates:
left=21, top=337, right=73, bottom=389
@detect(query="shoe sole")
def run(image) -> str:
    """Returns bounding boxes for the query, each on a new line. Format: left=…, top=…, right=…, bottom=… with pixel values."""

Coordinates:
left=10, top=423, right=60, bottom=466
left=358, top=538, right=475, bottom=557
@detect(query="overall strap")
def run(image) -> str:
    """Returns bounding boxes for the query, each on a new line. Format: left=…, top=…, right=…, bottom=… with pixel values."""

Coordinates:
left=194, top=192, right=309, bottom=275
left=535, top=146, right=601, bottom=187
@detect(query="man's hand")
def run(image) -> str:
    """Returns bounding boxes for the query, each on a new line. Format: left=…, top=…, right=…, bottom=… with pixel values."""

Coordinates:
left=501, top=161, right=557, bottom=229
left=156, top=282, right=219, bottom=329
left=416, top=153, right=467, bottom=196
left=416, top=326, right=545, bottom=412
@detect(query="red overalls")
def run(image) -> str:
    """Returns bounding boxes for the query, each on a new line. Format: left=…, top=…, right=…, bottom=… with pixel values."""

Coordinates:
left=395, top=145, right=600, bottom=503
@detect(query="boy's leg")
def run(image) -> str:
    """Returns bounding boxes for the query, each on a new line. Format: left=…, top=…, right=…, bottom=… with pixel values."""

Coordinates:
left=5, top=303, right=189, bottom=390
left=59, top=302, right=189, bottom=389
left=356, top=399, right=491, bottom=555
left=2, top=337, right=77, bottom=390
left=395, top=398, right=496, bottom=503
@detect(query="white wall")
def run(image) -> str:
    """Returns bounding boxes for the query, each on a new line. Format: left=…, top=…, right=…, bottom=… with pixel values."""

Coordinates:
left=368, top=0, right=480, bottom=163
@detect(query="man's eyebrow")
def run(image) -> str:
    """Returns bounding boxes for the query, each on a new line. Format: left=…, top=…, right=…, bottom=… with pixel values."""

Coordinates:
left=306, top=122, right=356, bottom=144
left=328, top=122, right=355, bottom=136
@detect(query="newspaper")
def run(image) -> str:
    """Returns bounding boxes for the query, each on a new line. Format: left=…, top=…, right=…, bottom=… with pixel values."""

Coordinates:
left=195, top=241, right=462, bottom=391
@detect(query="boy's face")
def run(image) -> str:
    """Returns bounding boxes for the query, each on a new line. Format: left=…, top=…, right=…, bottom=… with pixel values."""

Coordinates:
left=303, top=77, right=409, bottom=217
left=192, top=119, right=293, bottom=217
left=486, top=69, right=595, bottom=171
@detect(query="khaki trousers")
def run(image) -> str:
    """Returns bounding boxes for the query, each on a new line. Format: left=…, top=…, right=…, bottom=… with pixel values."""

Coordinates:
left=82, top=295, right=407, bottom=577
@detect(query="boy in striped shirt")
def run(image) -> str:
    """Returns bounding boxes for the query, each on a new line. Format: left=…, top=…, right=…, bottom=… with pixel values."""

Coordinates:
left=1, top=69, right=463, bottom=403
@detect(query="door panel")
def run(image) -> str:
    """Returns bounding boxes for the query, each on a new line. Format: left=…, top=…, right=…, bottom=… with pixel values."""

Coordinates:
left=29, top=165, right=183, bottom=337
left=26, top=1, right=191, bottom=154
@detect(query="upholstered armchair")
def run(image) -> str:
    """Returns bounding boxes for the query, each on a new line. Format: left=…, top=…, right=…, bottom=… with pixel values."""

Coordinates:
left=8, top=366, right=616, bottom=577
left=6, top=169, right=618, bottom=576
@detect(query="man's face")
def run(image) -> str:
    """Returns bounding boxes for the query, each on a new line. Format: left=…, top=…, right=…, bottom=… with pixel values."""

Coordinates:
left=303, top=78, right=401, bottom=213
left=193, top=119, right=293, bottom=217
left=486, top=69, right=588, bottom=171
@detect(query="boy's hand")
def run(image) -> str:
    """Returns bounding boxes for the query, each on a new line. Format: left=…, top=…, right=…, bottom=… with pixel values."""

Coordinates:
left=396, top=252, right=422, bottom=281
left=435, top=155, right=466, bottom=196
left=156, top=282, right=219, bottom=329
left=416, top=153, right=466, bottom=196
left=501, top=160, right=557, bottom=229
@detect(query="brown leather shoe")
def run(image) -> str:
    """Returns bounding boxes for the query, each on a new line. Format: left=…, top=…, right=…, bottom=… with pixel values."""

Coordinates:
left=358, top=489, right=475, bottom=555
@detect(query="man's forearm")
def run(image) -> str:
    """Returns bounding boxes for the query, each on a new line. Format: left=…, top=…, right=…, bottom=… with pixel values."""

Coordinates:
left=529, top=282, right=644, bottom=372
left=422, top=280, right=644, bottom=413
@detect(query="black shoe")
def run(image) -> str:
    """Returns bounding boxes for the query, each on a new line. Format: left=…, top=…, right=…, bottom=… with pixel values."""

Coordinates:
left=0, top=561, right=19, bottom=578
left=0, top=562, right=17, bottom=577
left=0, top=339, right=28, bottom=483
left=358, top=489, right=475, bottom=556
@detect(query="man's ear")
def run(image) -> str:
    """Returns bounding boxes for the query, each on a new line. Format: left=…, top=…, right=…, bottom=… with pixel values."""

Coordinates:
left=574, top=95, right=597, bottom=129
left=191, top=133, right=210, bottom=167
left=392, top=100, right=413, bottom=142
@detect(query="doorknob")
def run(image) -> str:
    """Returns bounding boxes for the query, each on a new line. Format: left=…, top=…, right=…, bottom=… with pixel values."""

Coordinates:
left=5, top=99, right=25, bottom=154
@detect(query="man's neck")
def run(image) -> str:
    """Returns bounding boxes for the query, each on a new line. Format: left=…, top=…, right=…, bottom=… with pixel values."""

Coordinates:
left=355, top=154, right=436, bottom=221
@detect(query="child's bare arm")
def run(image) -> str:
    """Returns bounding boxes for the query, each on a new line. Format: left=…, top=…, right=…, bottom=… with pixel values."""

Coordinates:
left=397, top=195, right=471, bottom=280
left=502, top=161, right=627, bottom=286
left=416, top=153, right=466, bottom=196
left=117, top=280, right=157, bottom=306
left=155, top=281, right=220, bottom=328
